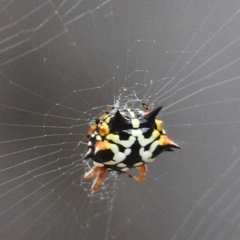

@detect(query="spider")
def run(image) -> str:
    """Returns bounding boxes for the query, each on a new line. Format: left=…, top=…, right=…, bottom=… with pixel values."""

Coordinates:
left=83, top=103, right=180, bottom=190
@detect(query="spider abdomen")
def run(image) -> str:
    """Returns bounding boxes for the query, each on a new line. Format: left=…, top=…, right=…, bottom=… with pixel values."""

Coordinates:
left=84, top=104, right=180, bottom=190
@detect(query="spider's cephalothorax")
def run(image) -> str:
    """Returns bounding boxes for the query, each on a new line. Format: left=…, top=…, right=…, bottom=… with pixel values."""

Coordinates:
left=84, top=103, right=180, bottom=190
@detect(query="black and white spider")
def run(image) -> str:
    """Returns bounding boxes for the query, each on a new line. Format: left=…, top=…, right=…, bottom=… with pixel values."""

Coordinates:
left=84, top=103, right=180, bottom=190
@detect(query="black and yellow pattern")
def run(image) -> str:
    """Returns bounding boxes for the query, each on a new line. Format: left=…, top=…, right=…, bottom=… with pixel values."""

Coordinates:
left=84, top=104, right=180, bottom=190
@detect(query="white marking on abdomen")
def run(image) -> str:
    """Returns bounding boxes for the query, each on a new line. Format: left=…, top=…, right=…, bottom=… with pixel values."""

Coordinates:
left=104, top=160, right=116, bottom=165
left=124, top=148, right=131, bottom=155
left=133, top=162, right=143, bottom=167
left=113, top=152, right=126, bottom=162
left=139, top=147, right=153, bottom=161
left=93, top=161, right=104, bottom=167
left=131, top=119, right=140, bottom=128
left=143, top=158, right=155, bottom=163
left=131, top=129, right=142, bottom=137
left=117, top=163, right=126, bottom=167
left=106, top=135, right=136, bottom=148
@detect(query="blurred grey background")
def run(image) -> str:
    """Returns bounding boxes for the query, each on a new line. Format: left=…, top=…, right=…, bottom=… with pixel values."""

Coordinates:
left=1, top=0, right=240, bottom=239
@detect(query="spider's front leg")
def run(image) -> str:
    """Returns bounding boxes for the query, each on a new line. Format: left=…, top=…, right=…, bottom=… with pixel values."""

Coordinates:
left=84, top=166, right=107, bottom=191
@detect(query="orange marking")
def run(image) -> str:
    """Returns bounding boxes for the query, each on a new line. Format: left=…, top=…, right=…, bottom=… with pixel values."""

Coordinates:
left=94, top=141, right=107, bottom=151
left=160, top=135, right=179, bottom=147
left=99, top=122, right=109, bottom=136
left=160, top=135, right=169, bottom=146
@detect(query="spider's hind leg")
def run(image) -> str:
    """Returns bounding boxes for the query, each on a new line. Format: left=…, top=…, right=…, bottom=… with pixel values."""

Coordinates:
left=124, top=164, right=147, bottom=182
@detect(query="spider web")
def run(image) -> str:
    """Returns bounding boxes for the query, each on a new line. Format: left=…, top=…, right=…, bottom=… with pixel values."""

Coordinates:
left=1, top=0, right=240, bottom=239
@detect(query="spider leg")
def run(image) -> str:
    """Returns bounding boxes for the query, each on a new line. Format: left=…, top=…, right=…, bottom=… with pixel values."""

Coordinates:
left=142, top=103, right=150, bottom=112
left=84, top=166, right=107, bottom=191
left=124, top=164, right=147, bottom=182
left=84, top=166, right=100, bottom=180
